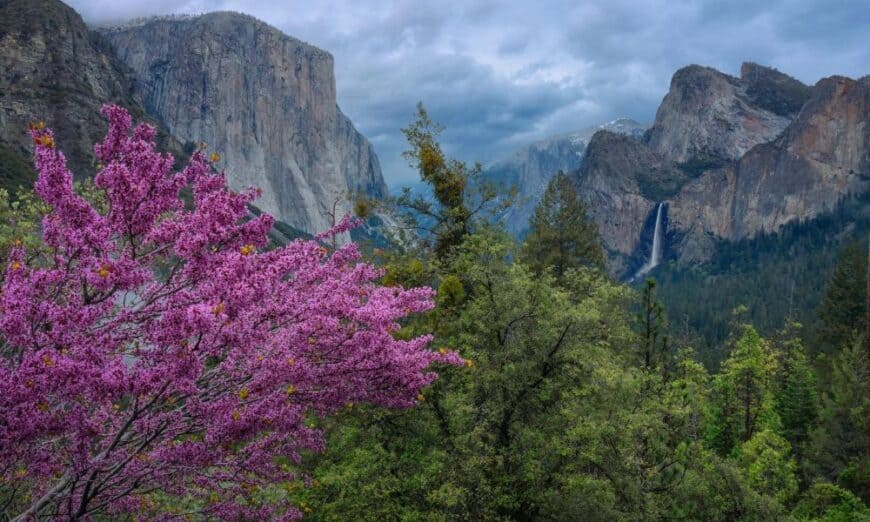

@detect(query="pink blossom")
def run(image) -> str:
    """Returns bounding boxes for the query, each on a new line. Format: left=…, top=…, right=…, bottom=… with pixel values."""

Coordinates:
left=1, top=106, right=462, bottom=520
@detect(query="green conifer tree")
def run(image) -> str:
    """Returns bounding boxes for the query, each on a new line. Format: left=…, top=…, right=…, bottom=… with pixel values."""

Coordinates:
left=520, top=171, right=604, bottom=280
left=816, top=241, right=868, bottom=359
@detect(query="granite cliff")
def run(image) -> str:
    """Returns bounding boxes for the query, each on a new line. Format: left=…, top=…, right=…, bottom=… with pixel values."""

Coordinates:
left=573, top=63, right=870, bottom=276
left=645, top=63, right=808, bottom=164
left=0, top=0, right=181, bottom=188
left=101, top=13, right=387, bottom=234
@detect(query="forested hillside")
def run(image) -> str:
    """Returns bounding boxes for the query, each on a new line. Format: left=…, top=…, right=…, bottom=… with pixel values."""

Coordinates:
left=278, top=108, right=870, bottom=520
left=655, top=191, right=870, bottom=368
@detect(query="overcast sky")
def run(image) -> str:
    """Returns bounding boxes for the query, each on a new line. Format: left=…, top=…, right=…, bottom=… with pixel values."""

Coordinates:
left=68, top=0, right=870, bottom=186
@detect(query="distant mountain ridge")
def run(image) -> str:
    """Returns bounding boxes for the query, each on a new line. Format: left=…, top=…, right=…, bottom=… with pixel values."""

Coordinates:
left=483, top=118, right=645, bottom=235
left=571, top=62, right=869, bottom=276
left=0, top=1, right=387, bottom=237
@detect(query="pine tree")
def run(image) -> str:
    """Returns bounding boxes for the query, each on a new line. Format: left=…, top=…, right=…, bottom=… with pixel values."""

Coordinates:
left=520, top=171, right=604, bottom=280
left=816, top=241, right=867, bottom=359
left=708, top=326, right=779, bottom=456
left=771, top=326, right=817, bottom=459
left=638, top=279, right=671, bottom=375
left=809, top=338, right=870, bottom=503
left=738, top=429, right=799, bottom=504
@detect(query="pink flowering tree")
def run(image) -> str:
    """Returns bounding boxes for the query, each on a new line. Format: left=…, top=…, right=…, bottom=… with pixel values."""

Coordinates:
left=0, top=106, right=462, bottom=520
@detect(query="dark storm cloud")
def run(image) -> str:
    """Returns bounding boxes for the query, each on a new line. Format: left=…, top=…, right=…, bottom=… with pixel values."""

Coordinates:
left=67, top=0, right=870, bottom=186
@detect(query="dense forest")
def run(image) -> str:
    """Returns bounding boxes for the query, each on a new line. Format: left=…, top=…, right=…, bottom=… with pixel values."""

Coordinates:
left=279, top=106, right=870, bottom=520
left=0, top=106, right=868, bottom=520
left=655, top=191, right=870, bottom=369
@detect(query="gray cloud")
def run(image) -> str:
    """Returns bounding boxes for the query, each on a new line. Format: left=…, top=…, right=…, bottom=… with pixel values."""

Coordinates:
left=67, top=0, right=870, bottom=186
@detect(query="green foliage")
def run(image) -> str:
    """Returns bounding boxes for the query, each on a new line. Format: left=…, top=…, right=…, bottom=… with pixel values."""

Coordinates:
left=738, top=429, right=799, bottom=504
left=382, top=256, right=429, bottom=289
left=297, top=227, right=709, bottom=520
left=655, top=192, right=870, bottom=367
left=637, top=279, right=671, bottom=373
left=0, top=144, right=38, bottom=194
left=353, top=195, right=374, bottom=219
left=772, top=326, right=818, bottom=455
left=427, top=231, right=637, bottom=519
left=435, top=273, right=465, bottom=308
left=398, top=103, right=475, bottom=260
left=0, top=188, right=46, bottom=267
left=520, top=171, right=604, bottom=280
left=396, top=103, right=511, bottom=262
left=815, top=240, right=868, bottom=360
left=298, top=224, right=808, bottom=520
left=669, top=448, right=787, bottom=521
left=808, top=339, right=870, bottom=503
left=792, top=482, right=870, bottom=521
left=707, top=326, right=779, bottom=455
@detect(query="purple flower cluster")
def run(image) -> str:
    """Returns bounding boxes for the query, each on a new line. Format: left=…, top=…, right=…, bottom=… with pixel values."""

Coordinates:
left=0, top=106, right=463, bottom=520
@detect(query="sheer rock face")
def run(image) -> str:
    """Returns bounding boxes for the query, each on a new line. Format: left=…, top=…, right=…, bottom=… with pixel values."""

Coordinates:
left=0, top=0, right=155, bottom=179
left=102, top=13, right=386, bottom=234
left=576, top=131, right=660, bottom=258
left=729, top=75, right=870, bottom=238
left=484, top=119, right=644, bottom=235
left=575, top=63, right=869, bottom=274
left=646, top=64, right=799, bottom=164
left=672, top=75, right=870, bottom=247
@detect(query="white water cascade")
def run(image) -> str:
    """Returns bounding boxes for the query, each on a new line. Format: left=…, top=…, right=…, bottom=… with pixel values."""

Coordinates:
left=634, top=202, right=665, bottom=280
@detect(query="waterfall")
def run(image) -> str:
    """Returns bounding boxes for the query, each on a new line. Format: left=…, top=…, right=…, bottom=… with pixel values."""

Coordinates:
left=634, top=203, right=665, bottom=280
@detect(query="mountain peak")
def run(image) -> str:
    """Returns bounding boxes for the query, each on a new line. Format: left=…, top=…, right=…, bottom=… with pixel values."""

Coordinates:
left=740, top=62, right=811, bottom=116
left=647, top=63, right=795, bottom=163
left=100, top=11, right=331, bottom=62
left=483, top=119, right=646, bottom=235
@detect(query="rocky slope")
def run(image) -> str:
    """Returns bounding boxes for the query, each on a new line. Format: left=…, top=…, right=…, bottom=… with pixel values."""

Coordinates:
left=645, top=63, right=807, bottom=164
left=483, top=119, right=644, bottom=235
left=101, top=13, right=387, bottom=234
left=0, top=0, right=178, bottom=188
left=575, top=63, right=870, bottom=277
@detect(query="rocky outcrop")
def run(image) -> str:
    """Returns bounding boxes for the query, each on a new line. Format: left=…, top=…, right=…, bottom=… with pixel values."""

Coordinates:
left=646, top=64, right=797, bottom=164
left=0, top=0, right=174, bottom=184
left=575, top=63, right=870, bottom=276
left=483, top=119, right=644, bottom=234
left=740, top=62, right=813, bottom=117
left=101, top=13, right=387, bottom=234
left=577, top=131, right=662, bottom=258
left=672, top=75, right=870, bottom=243
left=731, top=75, right=870, bottom=237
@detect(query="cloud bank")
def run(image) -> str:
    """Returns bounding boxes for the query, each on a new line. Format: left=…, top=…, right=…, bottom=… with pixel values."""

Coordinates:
left=68, top=0, right=870, bottom=186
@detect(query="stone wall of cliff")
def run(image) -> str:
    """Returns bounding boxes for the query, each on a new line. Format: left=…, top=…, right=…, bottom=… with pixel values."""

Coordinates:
left=102, top=12, right=387, bottom=234
left=645, top=65, right=794, bottom=164
left=0, top=0, right=178, bottom=184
